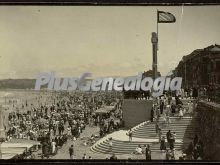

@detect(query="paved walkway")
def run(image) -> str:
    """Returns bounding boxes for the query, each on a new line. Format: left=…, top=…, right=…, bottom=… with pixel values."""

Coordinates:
left=104, top=130, right=183, bottom=143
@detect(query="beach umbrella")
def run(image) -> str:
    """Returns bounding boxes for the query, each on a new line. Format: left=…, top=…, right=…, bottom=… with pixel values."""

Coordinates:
left=36, top=118, right=47, bottom=125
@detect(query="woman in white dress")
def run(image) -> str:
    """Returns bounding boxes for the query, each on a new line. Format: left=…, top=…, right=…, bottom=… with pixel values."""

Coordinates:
left=51, top=140, right=56, bottom=154
left=179, top=109, right=183, bottom=119
left=67, top=126, right=71, bottom=138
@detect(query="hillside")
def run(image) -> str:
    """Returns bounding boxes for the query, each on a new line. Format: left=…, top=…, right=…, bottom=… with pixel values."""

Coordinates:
left=0, top=79, right=35, bottom=89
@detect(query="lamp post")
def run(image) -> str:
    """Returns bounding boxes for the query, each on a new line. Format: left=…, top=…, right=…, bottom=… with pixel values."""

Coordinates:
left=151, top=32, right=158, bottom=80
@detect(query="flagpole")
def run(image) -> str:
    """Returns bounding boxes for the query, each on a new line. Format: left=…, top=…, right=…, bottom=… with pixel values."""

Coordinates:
left=157, top=10, right=159, bottom=51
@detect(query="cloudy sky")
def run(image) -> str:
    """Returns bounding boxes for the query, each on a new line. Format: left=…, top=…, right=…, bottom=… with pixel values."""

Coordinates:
left=0, top=5, right=219, bottom=79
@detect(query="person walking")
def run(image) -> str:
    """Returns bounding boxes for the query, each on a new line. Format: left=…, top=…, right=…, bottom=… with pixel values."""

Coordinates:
left=150, top=107, right=154, bottom=122
left=168, top=95, right=172, bottom=105
left=172, top=132, right=176, bottom=143
left=145, top=144, right=151, bottom=160
left=44, top=142, right=50, bottom=159
left=160, top=101, right=164, bottom=115
left=166, top=130, right=172, bottom=146
left=169, top=134, right=175, bottom=150
left=128, top=129, right=133, bottom=142
left=193, top=134, right=198, bottom=146
left=69, top=144, right=74, bottom=159
left=158, top=128, right=162, bottom=142
left=155, top=122, right=159, bottom=135
left=160, top=136, right=166, bottom=152
left=109, top=137, right=113, bottom=152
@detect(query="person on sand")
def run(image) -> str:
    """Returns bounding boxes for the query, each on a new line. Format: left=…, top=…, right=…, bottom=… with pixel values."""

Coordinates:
left=69, top=145, right=74, bottom=159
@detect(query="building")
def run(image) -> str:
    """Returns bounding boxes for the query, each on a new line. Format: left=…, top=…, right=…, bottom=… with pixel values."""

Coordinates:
left=123, top=70, right=161, bottom=99
left=175, top=44, right=220, bottom=88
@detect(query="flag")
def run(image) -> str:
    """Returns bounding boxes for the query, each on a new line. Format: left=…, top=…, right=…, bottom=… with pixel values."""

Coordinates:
left=157, top=10, right=176, bottom=23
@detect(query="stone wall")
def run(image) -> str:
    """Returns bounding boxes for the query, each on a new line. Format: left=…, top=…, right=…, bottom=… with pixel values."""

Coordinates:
left=196, top=101, right=220, bottom=160
left=122, top=99, right=153, bottom=129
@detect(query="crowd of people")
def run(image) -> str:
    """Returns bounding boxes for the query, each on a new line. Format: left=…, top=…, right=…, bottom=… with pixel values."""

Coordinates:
left=134, top=144, right=152, bottom=160
left=3, top=84, right=215, bottom=160
left=5, top=91, right=123, bottom=159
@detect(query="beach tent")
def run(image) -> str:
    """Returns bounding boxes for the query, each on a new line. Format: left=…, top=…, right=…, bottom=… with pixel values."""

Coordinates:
left=1, top=139, right=40, bottom=149
left=72, top=105, right=83, bottom=111
left=105, top=106, right=115, bottom=111
left=36, top=118, right=48, bottom=125
left=1, top=139, right=41, bottom=159
left=1, top=153, right=18, bottom=159
left=8, top=138, right=41, bottom=145
left=95, top=106, right=115, bottom=114
left=1, top=146, right=28, bottom=154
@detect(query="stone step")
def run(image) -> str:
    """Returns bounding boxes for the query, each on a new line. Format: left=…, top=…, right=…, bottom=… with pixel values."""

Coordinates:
left=95, top=144, right=183, bottom=153
left=138, top=123, right=199, bottom=128
left=134, top=127, right=196, bottom=131
left=140, top=121, right=198, bottom=125
left=103, top=140, right=188, bottom=146
left=132, top=135, right=194, bottom=138
left=91, top=147, right=181, bottom=155
left=133, top=130, right=196, bottom=134
left=132, top=133, right=196, bottom=137
left=90, top=115, right=199, bottom=155
left=161, top=118, right=199, bottom=121
left=133, top=129, right=198, bottom=133
left=152, top=121, right=198, bottom=124
left=136, top=125, right=198, bottom=130
left=139, top=122, right=198, bottom=126
left=140, top=121, right=199, bottom=125
left=133, top=129, right=197, bottom=133
left=132, top=136, right=194, bottom=139
left=94, top=144, right=183, bottom=154
left=133, top=132, right=197, bottom=136
left=92, top=142, right=184, bottom=154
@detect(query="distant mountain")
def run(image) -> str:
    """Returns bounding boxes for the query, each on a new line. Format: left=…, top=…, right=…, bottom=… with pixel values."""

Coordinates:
left=0, top=79, right=36, bottom=89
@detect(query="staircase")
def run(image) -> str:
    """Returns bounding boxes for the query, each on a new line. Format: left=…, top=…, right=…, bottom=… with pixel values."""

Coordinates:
left=91, top=138, right=191, bottom=154
left=132, top=116, right=199, bottom=139
left=91, top=116, right=199, bottom=155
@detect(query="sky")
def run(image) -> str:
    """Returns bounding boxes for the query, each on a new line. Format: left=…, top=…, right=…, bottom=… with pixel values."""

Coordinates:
left=0, top=5, right=219, bottom=79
